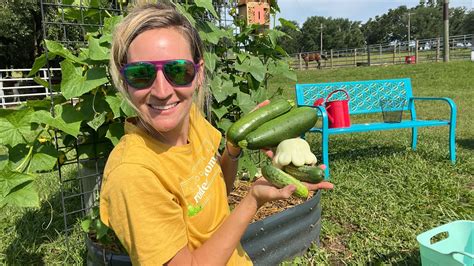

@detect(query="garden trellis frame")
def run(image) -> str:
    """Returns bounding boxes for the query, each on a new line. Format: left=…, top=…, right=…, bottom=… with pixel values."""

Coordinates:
left=38, top=0, right=239, bottom=248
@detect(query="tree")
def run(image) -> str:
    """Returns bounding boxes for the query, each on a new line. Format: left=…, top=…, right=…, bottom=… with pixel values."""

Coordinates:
left=274, top=20, right=302, bottom=54
left=462, top=11, right=474, bottom=34
left=301, top=16, right=365, bottom=52
left=0, top=1, right=42, bottom=68
left=362, top=5, right=470, bottom=45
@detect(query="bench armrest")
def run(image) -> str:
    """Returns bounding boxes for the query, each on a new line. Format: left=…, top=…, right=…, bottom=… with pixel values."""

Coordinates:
left=410, top=97, right=457, bottom=121
left=314, top=105, right=329, bottom=131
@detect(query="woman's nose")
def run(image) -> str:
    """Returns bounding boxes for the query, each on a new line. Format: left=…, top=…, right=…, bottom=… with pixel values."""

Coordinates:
left=149, top=70, right=173, bottom=98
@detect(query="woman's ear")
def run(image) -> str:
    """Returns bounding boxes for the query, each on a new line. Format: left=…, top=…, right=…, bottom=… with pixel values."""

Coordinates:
left=196, top=59, right=205, bottom=89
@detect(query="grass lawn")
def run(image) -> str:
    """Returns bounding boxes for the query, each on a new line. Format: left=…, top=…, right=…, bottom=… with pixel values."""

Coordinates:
left=1, top=61, right=473, bottom=265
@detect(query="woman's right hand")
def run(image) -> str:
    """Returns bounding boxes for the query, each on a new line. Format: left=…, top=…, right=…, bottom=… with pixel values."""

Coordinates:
left=248, top=175, right=334, bottom=209
left=248, top=177, right=297, bottom=208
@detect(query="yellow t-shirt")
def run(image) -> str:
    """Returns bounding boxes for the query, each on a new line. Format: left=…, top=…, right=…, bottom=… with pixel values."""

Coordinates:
left=100, top=105, right=252, bottom=265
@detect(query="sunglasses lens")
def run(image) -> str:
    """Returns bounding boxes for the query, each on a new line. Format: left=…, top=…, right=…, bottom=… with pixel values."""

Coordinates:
left=123, top=62, right=156, bottom=89
left=163, top=60, right=196, bottom=86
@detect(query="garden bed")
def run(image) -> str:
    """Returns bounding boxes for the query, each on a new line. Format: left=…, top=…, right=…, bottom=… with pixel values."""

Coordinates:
left=228, top=179, right=316, bottom=222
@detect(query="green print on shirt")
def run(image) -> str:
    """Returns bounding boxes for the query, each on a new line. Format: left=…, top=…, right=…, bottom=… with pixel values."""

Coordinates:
left=187, top=204, right=203, bottom=217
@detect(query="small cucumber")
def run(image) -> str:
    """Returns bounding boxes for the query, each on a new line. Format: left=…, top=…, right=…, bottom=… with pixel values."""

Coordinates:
left=282, top=164, right=324, bottom=183
left=261, top=165, right=309, bottom=198
left=238, top=107, right=318, bottom=149
left=226, top=99, right=293, bottom=146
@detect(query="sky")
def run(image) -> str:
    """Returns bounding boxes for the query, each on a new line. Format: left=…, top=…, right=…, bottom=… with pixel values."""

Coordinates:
left=274, top=0, right=474, bottom=26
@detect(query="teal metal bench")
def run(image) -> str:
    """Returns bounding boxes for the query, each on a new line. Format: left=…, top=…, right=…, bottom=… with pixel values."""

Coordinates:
left=295, top=78, right=457, bottom=179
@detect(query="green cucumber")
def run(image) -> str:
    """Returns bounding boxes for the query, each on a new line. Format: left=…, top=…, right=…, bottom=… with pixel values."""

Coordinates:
left=282, top=164, right=324, bottom=183
left=238, top=107, right=318, bottom=149
left=226, top=99, right=293, bottom=146
left=261, top=165, right=309, bottom=198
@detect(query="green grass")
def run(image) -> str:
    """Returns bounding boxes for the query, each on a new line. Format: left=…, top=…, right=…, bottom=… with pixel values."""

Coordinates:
left=1, top=61, right=473, bottom=265
left=273, top=61, right=474, bottom=265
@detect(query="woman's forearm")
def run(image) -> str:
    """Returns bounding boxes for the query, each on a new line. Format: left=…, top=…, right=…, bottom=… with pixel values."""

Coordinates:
left=220, top=142, right=242, bottom=195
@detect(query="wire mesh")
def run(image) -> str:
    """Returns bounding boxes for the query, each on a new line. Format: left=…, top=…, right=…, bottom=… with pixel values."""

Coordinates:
left=38, top=0, right=239, bottom=252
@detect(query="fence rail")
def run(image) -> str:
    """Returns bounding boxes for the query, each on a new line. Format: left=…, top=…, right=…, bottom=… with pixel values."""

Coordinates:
left=0, top=68, right=61, bottom=108
left=291, top=34, right=474, bottom=70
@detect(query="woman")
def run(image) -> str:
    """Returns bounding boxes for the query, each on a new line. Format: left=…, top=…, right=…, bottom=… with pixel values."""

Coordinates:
left=100, top=2, right=333, bottom=265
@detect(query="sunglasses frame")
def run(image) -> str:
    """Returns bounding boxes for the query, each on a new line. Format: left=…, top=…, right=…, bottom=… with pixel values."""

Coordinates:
left=120, top=59, right=200, bottom=89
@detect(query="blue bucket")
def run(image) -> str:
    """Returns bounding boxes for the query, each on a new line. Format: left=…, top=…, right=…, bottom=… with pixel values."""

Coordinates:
left=417, top=220, right=474, bottom=266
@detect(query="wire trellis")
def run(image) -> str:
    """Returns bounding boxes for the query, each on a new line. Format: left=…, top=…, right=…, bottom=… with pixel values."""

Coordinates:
left=39, top=0, right=239, bottom=249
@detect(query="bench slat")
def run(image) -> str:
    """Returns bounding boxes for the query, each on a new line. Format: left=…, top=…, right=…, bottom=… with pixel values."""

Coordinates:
left=309, top=120, right=450, bottom=134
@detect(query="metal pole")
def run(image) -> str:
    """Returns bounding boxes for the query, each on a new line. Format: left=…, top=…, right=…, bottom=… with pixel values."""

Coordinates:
left=408, top=12, right=411, bottom=55
left=443, top=0, right=449, bottom=62
left=320, top=23, right=323, bottom=54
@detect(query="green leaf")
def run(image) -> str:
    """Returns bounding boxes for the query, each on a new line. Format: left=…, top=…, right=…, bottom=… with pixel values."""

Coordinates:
left=120, top=100, right=136, bottom=117
left=88, top=36, right=109, bottom=61
left=0, top=150, right=8, bottom=171
left=198, top=22, right=229, bottom=45
left=174, top=4, right=196, bottom=27
left=279, top=18, right=300, bottom=31
left=210, top=77, right=239, bottom=103
left=7, top=144, right=29, bottom=170
left=27, top=54, right=48, bottom=77
left=0, top=108, right=35, bottom=147
left=211, top=105, right=228, bottom=120
left=236, top=92, right=255, bottom=115
left=94, top=218, right=109, bottom=239
left=45, top=40, right=81, bottom=63
left=81, top=219, right=92, bottom=232
left=106, top=123, right=124, bottom=146
left=267, top=59, right=297, bottom=81
left=0, top=180, right=39, bottom=209
left=103, top=15, right=123, bottom=35
left=216, top=117, right=233, bottom=134
left=194, top=0, right=219, bottom=18
left=31, top=105, right=85, bottom=137
left=60, top=60, right=109, bottom=99
left=204, top=52, right=218, bottom=72
left=87, top=112, right=107, bottom=131
left=0, top=168, right=33, bottom=198
left=239, top=152, right=258, bottom=181
left=267, top=29, right=286, bottom=48
left=235, top=56, right=266, bottom=82
left=29, top=144, right=58, bottom=173
left=105, top=95, right=122, bottom=119
left=248, top=56, right=266, bottom=82
left=251, top=86, right=267, bottom=104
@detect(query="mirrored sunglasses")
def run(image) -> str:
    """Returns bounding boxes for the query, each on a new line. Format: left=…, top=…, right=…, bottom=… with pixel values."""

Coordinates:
left=120, top=59, right=199, bottom=89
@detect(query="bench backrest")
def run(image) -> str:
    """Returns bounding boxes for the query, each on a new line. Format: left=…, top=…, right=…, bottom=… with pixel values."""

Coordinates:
left=295, top=78, right=413, bottom=115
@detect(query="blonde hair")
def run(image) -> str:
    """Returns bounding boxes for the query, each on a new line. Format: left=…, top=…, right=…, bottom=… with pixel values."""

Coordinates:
left=109, top=2, right=208, bottom=119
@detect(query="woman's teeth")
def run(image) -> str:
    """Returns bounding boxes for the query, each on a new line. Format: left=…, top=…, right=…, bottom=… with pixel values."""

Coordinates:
left=149, top=102, right=178, bottom=110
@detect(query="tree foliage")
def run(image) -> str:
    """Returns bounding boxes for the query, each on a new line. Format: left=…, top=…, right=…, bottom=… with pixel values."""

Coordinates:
left=0, top=1, right=42, bottom=68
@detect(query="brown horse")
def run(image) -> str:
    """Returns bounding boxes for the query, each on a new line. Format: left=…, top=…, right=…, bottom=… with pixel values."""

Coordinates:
left=301, top=52, right=327, bottom=69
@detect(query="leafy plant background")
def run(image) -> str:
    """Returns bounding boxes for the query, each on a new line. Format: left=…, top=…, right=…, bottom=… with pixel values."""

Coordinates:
left=0, top=0, right=296, bottom=216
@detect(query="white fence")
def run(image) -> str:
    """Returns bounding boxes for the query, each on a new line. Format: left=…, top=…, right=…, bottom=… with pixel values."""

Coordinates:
left=291, top=34, right=474, bottom=70
left=0, top=68, right=61, bottom=109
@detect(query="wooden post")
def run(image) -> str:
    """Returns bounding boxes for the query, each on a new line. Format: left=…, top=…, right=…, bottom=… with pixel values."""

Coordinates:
left=393, top=44, right=396, bottom=64
left=367, top=45, right=371, bottom=66
left=415, top=40, right=419, bottom=63
left=330, top=49, right=333, bottom=68
left=436, top=38, right=440, bottom=62
left=298, top=53, right=302, bottom=70
left=354, top=48, right=357, bottom=66
left=379, top=44, right=382, bottom=65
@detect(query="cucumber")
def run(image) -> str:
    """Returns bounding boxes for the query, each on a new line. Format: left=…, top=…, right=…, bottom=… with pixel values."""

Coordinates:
left=282, top=164, right=324, bottom=184
left=238, top=107, right=318, bottom=149
left=261, top=165, right=309, bottom=198
left=226, top=99, right=293, bottom=146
